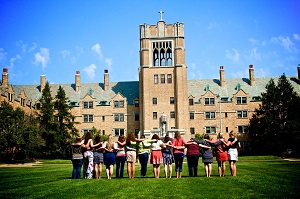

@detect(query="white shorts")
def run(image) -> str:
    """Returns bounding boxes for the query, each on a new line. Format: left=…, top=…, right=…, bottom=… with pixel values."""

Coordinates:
left=228, top=148, right=238, bottom=161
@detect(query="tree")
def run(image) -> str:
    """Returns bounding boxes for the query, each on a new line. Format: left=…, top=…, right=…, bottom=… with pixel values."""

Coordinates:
left=39, top=81, right=57, bottom=157
left=54, top=85, right=79, bottom=158
left=250, top=74, right=300, bottom=155
left=0, top=101, right=43, bottom=162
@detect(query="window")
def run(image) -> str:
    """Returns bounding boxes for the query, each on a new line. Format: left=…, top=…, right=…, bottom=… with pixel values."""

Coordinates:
left=153, top=112, right=157, bottom=119
left=21, top=98, right=25, bottom=106
left=36, top=103, right=41, bottom=110
left=226, top=127, right=229, bottom=133
left=154, top=75, right=158, bottom=84
left=134, top=100, right=139, bottom=107
left=114, top=113, right=125, bottom=122
left=205, top=111, right=216, bottom=119
left=170, top=97, right=175, bottom=104
left=152, top=41, right=172, bottom=67
left=205, top=126, right=216, bottom=134
left=114, top=129, right=125, bottom=136
left=153, top=98, right=157, bottom=105
left=170, top=111, right=175, bottom=118
left=114, top=100, right=124, bottom=108
left=204, top=98, right=215, bottom=105
left=238, top=125, right=249, bottom=133
left=237, top=111, right=248, bottom=118
left=161, top=74, right=165, bottom=83
left=237, top=97, right=247, bottom=104
left=189, top=99, right=194, bottom=105
left=190, top=128, right=195, bottom=135
left=225, top=113, right=228, bottom=118
left=83, top=114, right=93, bottom=123
left=102, top=116, right=105, bottom=122
left=167, top=74, right=172, bottom=83
left=135, top=113, right=139, bottom=121
left=83, top=101, right=93, bottom=109
left=190, top=112, right=195, bottom=120
left=8, top=93, right=13, bottom=102
left=102, top=130, right=105, bottom=135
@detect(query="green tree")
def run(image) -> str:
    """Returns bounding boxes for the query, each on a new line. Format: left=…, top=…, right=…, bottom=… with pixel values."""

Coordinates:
left=0, top=101, right=43, bottom=162
left=54, top=85, right=79, bottom=158
left=250, top=74, right=300, bottom=155
left=39, top=82, right=57, bottom=157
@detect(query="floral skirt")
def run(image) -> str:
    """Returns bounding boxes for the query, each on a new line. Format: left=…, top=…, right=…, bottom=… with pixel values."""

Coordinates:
left=150, top=150, right=163, bottom=164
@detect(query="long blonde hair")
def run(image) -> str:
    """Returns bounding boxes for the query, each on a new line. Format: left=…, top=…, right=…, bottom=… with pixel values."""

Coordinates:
left=106, top=134, right=114, bottom=150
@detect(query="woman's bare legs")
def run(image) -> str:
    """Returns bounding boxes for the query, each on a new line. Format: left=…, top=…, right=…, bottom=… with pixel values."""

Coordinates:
left=221, top=161, right=226, bottom=176
left=230, top=161, right=237, bottom=176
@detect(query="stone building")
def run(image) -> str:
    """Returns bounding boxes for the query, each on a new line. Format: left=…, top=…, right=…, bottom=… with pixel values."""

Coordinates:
left=1, top=16, right=300, bottom=153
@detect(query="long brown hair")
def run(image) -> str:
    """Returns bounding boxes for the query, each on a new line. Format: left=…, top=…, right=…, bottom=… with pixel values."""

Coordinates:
left=84, top=132, right=92, bottom=145
left=174, top=131, right=181, bottom=140
left=126, top=132, right=135, bottom=145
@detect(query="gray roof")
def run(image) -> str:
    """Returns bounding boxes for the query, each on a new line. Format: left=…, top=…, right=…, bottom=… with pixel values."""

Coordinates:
left=11, top=81, right=139, bottom=106
left=188, top=76, right=300, bottom=100
left=6, top=76, right=300, bottom=106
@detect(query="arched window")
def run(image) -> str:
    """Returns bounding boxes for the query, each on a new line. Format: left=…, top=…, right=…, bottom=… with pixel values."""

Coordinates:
left=153, top=49, right=159, bottom=66
left=152, top=41, right=173, bottom=67
left=160, top=49, right=166, bottom=66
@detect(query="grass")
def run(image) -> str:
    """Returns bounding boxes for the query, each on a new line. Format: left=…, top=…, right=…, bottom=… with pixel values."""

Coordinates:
left=0, top=156, right=299, bottom=199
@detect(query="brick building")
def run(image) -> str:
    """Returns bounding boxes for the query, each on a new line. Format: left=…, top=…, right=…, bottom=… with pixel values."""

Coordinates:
left=1, top=17, right=300, bottom=153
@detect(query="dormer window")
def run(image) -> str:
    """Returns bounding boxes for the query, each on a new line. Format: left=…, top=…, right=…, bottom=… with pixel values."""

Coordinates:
left=114, top=100, right=124, bottom=108
left=236, top=97, right=247, bottom=104
left=8, top=93, right=13, bottom=102
left=83, top=101, right=93, bottom=109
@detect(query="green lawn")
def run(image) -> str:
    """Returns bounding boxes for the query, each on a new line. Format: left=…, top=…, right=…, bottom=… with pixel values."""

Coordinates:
left=0, top=156, right=299, bottom=199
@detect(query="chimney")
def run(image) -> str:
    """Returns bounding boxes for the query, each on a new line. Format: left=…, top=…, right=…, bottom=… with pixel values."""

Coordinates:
left=40, top=75, right=46, bottom=92
left=219, top=66, right=225, bottom=87
left=249, top=65, right=255, bottom=86
left=75, top=71, right=81, bottom=92
left=2, top=68, right=8, bottom=86
left=104, top=69, right=109, bottom=91
left=297, top=64, right=300, bottom=84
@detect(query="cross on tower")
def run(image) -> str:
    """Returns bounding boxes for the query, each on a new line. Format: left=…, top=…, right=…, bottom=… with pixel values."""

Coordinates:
left=159, top=10, right=164, bottom=21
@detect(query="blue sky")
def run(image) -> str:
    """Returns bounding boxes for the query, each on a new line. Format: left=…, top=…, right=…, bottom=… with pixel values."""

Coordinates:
left=0, top=0, right=300, bottom=85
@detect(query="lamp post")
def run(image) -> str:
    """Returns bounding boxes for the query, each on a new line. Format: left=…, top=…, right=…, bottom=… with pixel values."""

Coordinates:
left=217, top=94, right=222, bottom=134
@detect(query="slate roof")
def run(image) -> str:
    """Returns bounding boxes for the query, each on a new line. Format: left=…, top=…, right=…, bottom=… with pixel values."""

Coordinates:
left=188, top=76, right=300, bottom=101
left=5, top=76, right=300, bottom=106
left=10, top=81, right=140, bottom=106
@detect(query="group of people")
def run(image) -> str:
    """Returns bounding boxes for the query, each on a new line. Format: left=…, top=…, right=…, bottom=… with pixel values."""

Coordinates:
left=70, top=130, right=240, bottom=179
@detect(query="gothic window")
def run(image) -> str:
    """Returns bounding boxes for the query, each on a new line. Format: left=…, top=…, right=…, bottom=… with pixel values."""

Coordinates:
left=160, top=49, right=166, bottom=66
left=152, top=41, right=173, bottom=67
left=153, top=49, right=159, bottom=66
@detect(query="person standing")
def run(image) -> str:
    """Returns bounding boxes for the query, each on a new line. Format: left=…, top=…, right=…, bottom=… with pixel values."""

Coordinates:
left=93, top=135, right=104, bottom=179
left=195, top=134, right=213, bottom=177
left=162, top=135, right=173, bottom=178
left=114, top=135, right=126, bottom=178
left=71, top=137, right=84, bottom=179
left=225, top=131, right=241, bottom=176
left=102, top=134, right=116, bottom=179
left=83, top=132, right=97, bottom=179
left=185, top=138, right=200, bottom=177
left=150, top=134, right=164, bottom=178
left=172, top=131, right=186, bottom=178
left=136, top=134, right=152, bottom=178
left=126, top=132, right=138, bottom=179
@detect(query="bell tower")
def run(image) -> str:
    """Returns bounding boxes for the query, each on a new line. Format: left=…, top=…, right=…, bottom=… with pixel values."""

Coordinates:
left=139, top=11, right=189, bottom=138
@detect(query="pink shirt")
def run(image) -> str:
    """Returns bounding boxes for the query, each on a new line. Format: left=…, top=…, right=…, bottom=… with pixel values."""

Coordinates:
left=172, top=138, right=186, bottom=154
